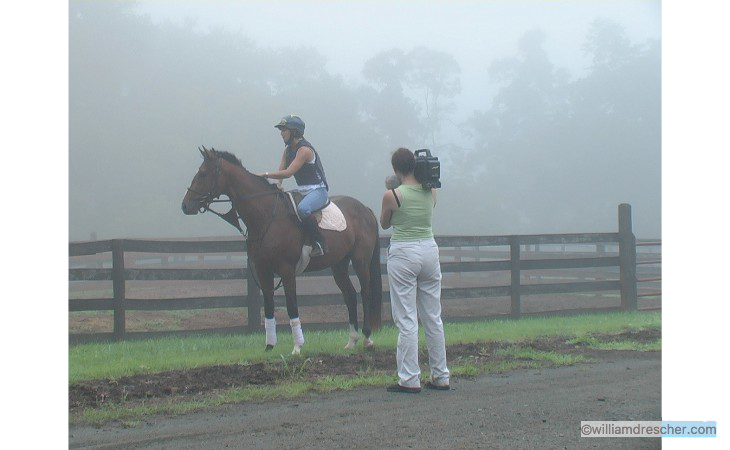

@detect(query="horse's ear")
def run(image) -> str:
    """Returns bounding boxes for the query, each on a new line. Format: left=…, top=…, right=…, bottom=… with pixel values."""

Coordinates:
left=199, top=146, right=206, bottom=159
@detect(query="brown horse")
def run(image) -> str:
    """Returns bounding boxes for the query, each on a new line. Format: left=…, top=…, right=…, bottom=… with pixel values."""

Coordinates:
left=182, top=147, right=382, bottom=354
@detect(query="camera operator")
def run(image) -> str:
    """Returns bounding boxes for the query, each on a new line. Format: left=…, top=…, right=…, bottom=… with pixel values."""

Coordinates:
left=379, top=147, right=450, bottom=393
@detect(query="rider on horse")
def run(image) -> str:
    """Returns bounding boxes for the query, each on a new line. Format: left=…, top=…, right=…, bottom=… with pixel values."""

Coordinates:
left=262, top=115, right=329, bottom=256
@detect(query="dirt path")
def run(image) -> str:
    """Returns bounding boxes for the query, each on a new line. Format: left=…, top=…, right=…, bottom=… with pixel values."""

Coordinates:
left=69, top=351, right=660, bottom=449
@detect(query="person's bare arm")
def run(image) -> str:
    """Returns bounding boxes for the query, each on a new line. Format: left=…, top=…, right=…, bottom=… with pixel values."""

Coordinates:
left=380, top=189, right=399, bottom=229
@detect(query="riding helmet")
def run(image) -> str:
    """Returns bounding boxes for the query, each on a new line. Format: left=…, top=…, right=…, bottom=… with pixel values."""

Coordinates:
left=274, top=115, right=305, bottom=134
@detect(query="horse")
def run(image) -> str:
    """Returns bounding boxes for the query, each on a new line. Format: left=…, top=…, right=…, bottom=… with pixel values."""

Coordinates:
left=181, top=147, right=382, bottom=354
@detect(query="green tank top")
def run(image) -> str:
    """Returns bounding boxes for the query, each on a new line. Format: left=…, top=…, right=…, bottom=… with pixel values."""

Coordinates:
left=391, top=184, right=434, bottom=241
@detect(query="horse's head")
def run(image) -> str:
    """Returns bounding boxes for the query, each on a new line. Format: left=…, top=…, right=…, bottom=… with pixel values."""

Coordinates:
left=181, top=146, right=223, bottom=215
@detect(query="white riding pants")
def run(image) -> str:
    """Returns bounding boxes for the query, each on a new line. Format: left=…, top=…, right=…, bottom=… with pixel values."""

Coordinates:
left=387, top=239, right=449, bottom=388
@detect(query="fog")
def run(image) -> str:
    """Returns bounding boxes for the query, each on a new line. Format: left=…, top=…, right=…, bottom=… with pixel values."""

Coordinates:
left=69, top=0, right=661, bottom=241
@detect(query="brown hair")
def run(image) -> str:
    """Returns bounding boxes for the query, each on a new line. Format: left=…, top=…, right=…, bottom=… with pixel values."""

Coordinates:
left=391, top=147, right=415, bottom=175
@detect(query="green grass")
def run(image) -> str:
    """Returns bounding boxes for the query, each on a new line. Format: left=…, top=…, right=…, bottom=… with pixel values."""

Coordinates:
left=74, top=348, right=590, bottom=425
left=70, top=311, right=659, bottom=383
left=495, top=346, right=589, bottom=366
left=78, top=374, right=394, bottom=424
left=78, top=348, right=590, bottom=426
left=442, top=310, right=659, bottom=345
left=70, top=311, right=660, bottom=424
left=565, top=335, right=661, bottom=352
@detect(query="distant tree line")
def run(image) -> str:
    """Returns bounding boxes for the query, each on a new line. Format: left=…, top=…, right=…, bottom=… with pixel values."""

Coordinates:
left=69, top=1, right=660, bottom=239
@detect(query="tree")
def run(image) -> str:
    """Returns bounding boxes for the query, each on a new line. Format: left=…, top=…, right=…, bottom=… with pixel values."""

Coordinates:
left=458, top=29, right=571, bottom=233
left=459, top=23, right=660, bottom=237
left=360, top=49, right=421, bottom=149
left=406, top=46, right=461, bottom=148
left=360, top=47, right=461, bottom=150
left=567, top=19, right=661, bottom=235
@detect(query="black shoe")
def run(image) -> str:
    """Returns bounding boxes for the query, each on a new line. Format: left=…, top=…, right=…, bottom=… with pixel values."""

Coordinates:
left=424, top=381, right=450, bottom=391
left=302, top=218, right=326, bottom=256
left=386, top=384, right=421, bottom=393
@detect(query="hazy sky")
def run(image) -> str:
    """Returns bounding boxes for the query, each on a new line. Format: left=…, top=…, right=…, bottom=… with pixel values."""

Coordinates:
left=134, top=0, right=661, bottom=122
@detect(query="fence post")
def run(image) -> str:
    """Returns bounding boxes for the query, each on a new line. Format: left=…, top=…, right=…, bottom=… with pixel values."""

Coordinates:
left=111, top=239, right=126, bottom=340
left=618, top=203, right=638, bottom=310
left=509, top=236, right=521, bottom=317
left=246, top=252, right=262, bottom=332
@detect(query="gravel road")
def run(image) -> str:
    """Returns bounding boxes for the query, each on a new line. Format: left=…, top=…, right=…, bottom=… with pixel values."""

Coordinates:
left=70, top=350, right=659, bottom=449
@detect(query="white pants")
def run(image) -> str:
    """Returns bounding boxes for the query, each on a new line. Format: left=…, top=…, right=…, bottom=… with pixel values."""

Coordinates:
left=387, top=239, right=450, bottom=388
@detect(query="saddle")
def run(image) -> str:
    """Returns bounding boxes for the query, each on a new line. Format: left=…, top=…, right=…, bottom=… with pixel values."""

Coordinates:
left=287, top=191, right=329, bottom=224
left=285, top=191, right=346, bottom=232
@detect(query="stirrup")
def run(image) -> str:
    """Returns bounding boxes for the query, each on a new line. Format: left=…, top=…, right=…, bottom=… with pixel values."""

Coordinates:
left=311, top=242, right=325, bottom=257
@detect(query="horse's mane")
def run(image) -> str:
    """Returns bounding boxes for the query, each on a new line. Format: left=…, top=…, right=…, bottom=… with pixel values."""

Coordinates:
left=212, top=149, right=243, bottom=167
left=210, top=148, right=277, bottom=191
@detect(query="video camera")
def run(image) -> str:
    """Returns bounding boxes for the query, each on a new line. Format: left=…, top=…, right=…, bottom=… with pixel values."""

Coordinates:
left=414, top=149, right=441, bottom=189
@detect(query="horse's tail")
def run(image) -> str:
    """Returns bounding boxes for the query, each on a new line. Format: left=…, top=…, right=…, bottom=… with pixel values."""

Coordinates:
left=369, top=215, right=383, bottom=330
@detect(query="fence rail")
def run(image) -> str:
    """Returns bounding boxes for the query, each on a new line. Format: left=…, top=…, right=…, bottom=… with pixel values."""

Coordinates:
left=69, top=203, right=660, bottom=343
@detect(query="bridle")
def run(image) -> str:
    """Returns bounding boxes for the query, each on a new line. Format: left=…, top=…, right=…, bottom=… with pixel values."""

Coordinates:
left=186, top=155, right=237, bottom=223
left=186, top=154, right=285, bottom=241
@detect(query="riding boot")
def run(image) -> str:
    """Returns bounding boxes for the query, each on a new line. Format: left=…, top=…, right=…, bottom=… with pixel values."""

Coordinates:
left=302, top=216, right=327, bottom=257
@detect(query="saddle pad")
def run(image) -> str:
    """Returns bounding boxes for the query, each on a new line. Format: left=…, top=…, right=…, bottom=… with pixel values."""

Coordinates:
left=318, top=202, right=347, bottom=232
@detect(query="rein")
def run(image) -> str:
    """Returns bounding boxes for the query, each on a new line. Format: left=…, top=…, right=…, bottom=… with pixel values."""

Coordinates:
left=186, top=187, right=285, bottom=237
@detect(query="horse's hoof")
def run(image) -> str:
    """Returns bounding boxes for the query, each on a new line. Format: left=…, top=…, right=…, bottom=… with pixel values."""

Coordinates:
left=364, top=338, right=374, bottom=349
left=345, top=337, right=358, bottom=350
left=292, top=345, right=302, bottom=356
left=265, top=345, right=274, bottom=352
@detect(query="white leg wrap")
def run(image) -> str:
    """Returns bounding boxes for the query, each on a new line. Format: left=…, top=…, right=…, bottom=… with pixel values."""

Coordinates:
left=265, top=317, right=277, bottom=347
left=290, top=318, right=304, bottom=354
left=345, top=324, right=359, bottom=349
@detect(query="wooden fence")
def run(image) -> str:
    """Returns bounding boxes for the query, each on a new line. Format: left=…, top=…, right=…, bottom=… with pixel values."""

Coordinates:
left=69, top=203, right=660, bottom=343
